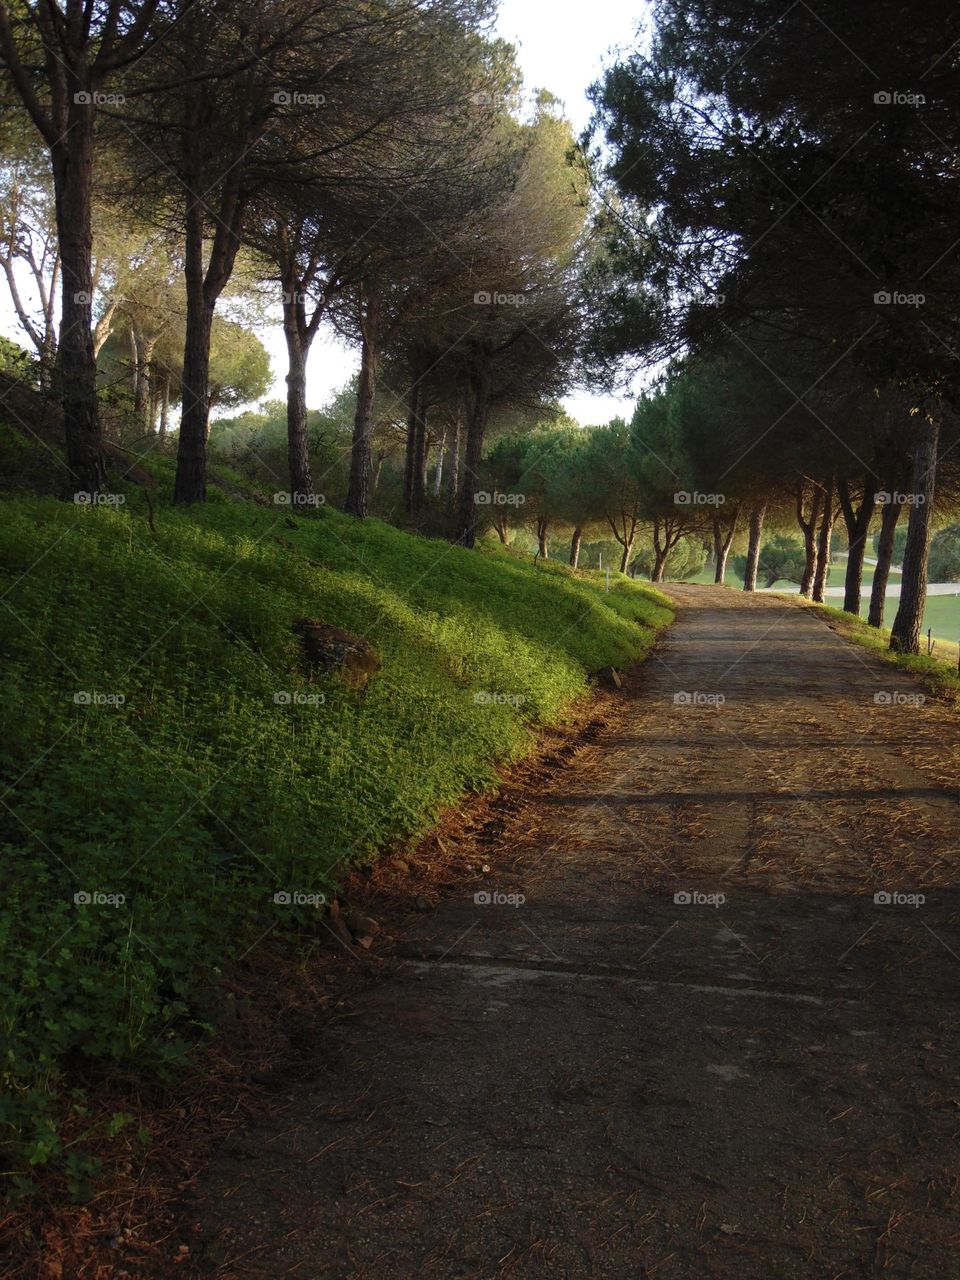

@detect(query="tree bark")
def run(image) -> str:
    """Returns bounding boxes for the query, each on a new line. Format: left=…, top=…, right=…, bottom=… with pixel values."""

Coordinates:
left=812, top=476, right=835, bottom=603
left=282, top=287, right=314, bottom=504
left=837, top=476, right=876, bottom=615
left=134, top=333, right=156, bottom=425
left=159, top=371, right=170, bottom=440
left=536, top=517, right=549, bottom=559
left=403, top=376, right=421, bottom=512
left=455, top=366, right=490, bottom=547
left=446, top=412, right=461, bottom=507
left=569, top=525, right=583, bottom=568
left=50, top=107, right=107, bottom=495
left=712, top=504, right=741, bottom=584
left=868, top=494, right=901, bottom=628
left=344, top=290, right=380, bottom=519
left=174, top=191, right=215, bottom=504
left=432, top=427, right=446, bottom=496
left=891, top=420, right=939, bottom=653
left=797, top=484, right=822, bottom=598
left=743, top=498, right=767, bottom=592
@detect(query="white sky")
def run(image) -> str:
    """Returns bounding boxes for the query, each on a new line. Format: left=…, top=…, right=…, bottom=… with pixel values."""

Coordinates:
left=1, top=0, right=651, bottom=427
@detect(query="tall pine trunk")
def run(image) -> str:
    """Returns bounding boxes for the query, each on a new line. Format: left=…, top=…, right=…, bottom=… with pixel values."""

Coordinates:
left=569, top=526, right=583, bottom=568
left=743, top=498, right=767, bottom=592
left=455, top=367, right=489, bottom=547
left=432, top=427, right=446, bottom=496
left=812, top=477, right=835, bottom=603
left=447, top=413, right=461, bottom=506
left=344, top=292, right=380, bottom=518
left=838, top=477, right=875, bottom=615
left=798, top=487, right=822, bottom=597
left=403, top=377, right=421, bottom=512
left=174, top=194, right=214, bottom=504
left=868, top=496, right=901, bottom=628
left=536, top=517, right=549, bottom=559
left=50, top=110, right=107, bottom=496
left=282, top=295, right=314, bottom=504
left=891, top=421, right=939, bottom=653
left=159, top=371, right=170, bottom=440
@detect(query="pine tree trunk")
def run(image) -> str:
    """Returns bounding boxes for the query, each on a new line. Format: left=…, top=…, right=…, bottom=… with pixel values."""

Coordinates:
left=282, top=298, right=314, bottom=504
left=432, top=428, right=446, bottom=496
left=455, top=368, right=489, bottom=548
left=743, top=498, right=767, bottom=592
left=403, top=378, right=420, bottom=512
left=891, top=421, right=939, bottom=653
left=651, top=548, right=666, bottom=581
left=159, top=372, right=170, bottom=440
left=344, top=290, right=380, bottom=519
left=174, top=197, right=214, bottom=504
left=798, top=489, right=822, bottom=597
left=569, top=526, right=583, bottom=568
left=838, top=477, right=876, bottom=616
left=50, top=111, right=107, bottom=496
left=812, top=477, right=835, bottom=603
left=537, top=518, right=549, bottom=559
left=621, top=539, right=635, bottom=574
left=868, top=496, right=901, bottom=627
left=447, top=414, right=461, bottom=506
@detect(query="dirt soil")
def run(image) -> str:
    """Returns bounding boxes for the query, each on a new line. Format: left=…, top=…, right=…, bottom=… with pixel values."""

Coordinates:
left=135, top=588, right=960, bottom=1278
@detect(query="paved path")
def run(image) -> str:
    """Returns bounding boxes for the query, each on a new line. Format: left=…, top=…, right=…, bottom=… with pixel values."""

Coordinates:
left=185, top=587, right=960, bottom=1280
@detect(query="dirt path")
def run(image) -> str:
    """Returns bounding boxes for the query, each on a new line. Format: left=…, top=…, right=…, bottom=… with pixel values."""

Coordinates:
left=183, top=587, right=960, bottom=1280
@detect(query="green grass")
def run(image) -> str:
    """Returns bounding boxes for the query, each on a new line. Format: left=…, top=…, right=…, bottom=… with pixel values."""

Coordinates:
left=0, top=464, right=672, bottom=1187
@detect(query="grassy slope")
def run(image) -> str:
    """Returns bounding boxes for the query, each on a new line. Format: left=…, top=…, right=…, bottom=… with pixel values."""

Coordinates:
left=0, top=460, right=672, bottom=1176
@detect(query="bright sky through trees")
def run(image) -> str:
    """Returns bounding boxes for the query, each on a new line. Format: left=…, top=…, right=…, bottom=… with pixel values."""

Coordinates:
left=0, top=0, right=649, bottom=427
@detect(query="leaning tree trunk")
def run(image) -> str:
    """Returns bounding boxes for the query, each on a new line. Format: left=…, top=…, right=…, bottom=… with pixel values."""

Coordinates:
left=344, top=298, right=380, bottom=518
left=891, top=421, right=939, bottom=653
left=620, top=538, right=635, bottom=574
left=455, top=368, right=489, bottom=548
left=743, top=498, right=767, bottom=592
left=569, top=526, right=583, bottom=569
left=812, top=477, right=835, bottom=603
left=50, top=112, right=107, bottom=496
left=282, top=311, right=314, bottom=505
left=868, top=495, right=902, bottom=628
